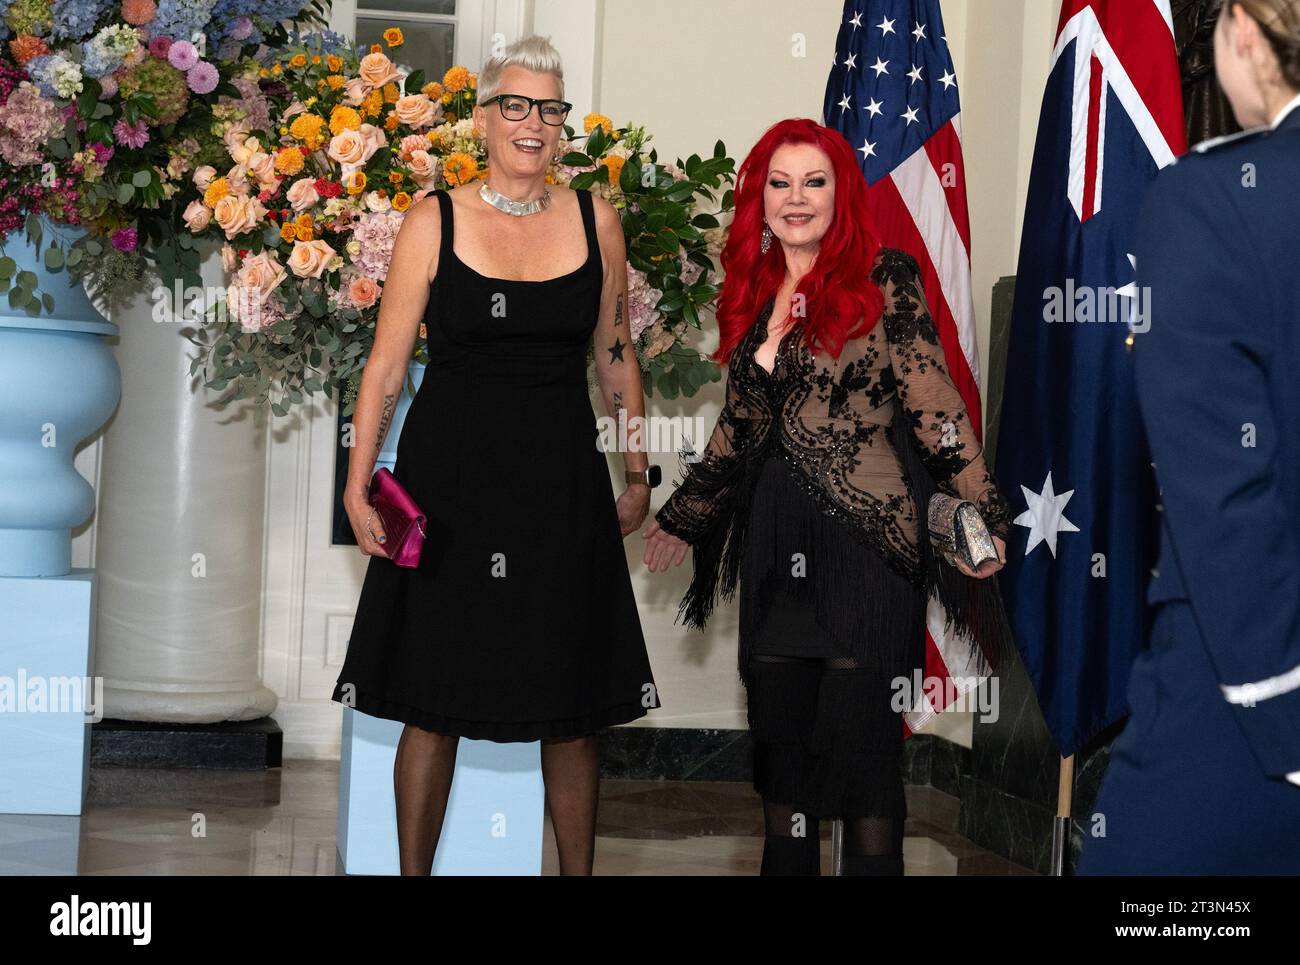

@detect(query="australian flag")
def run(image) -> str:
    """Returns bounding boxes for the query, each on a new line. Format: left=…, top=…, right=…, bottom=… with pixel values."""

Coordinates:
left=995, top=0, right=1186, bottom=757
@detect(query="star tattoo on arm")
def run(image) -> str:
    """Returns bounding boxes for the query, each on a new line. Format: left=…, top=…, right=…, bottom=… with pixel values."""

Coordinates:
left=607, top=337, right=626, bottom=363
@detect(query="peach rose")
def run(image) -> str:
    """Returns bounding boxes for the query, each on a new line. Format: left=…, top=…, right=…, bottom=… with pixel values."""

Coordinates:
left=238, top=250, right=287, bottom=301
left=248, top=152, right=279, bottom=189
left=228, top=134, right=261, bottom=166
left=286, top=177, right=320, bottom=212
left=327, top=128, right=366, bottom=167
left=288, top=238, right=337, bottom=279
left=359, top=123, right=387, bottom=161
left=359, top=51, right=400, bottom=89
left=349, top=276, right=380, bottom=309
left=393, top=94, right=439, bottom=129
left=182, top=200, right=211, bottom=231
left=398, top=133, right=429, bottom=158
left=192, top=165, right=217, bottom=191
left=213, top=194, right=266, bottom=239
left=342, top=77, right=370, bottom=105
left=225, top=163, right=251, bottom=196
left=406, top=150, right=438, bottom=185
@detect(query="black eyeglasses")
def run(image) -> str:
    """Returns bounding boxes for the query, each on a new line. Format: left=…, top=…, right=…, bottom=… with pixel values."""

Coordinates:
left=481, top=94, right=573, bottom=126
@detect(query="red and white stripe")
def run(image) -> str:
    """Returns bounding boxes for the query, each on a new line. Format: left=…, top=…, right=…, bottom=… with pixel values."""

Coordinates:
left=863, top=113, right=986, bottom=734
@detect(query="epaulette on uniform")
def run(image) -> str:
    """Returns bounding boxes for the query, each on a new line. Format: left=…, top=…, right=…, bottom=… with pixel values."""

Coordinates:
left=1175, top=125, right=1268, bottom=162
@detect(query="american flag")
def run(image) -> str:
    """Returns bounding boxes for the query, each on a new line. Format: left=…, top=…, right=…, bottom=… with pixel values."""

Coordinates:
left=822, top=0, right=986, bottom=732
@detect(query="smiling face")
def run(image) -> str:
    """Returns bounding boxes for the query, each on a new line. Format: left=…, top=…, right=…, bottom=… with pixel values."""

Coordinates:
left=763, top=142, right=836, bottom=253
left=473, top=65, right=565, bottom=177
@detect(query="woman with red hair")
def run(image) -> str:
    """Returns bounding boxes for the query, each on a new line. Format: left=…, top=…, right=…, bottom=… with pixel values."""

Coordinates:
left=644, top=118, right=1012, bottom=876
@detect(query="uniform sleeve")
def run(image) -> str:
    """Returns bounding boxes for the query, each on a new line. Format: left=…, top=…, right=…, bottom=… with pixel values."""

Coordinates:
left=654, top=364, right=751, bottom=545
left=1134, top=161, right=1300, bottom=779
left=877, top=251, right=1012, bottom=541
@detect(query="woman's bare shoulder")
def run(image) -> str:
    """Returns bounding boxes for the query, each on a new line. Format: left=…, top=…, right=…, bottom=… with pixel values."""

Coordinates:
left=397, top=194, right=442, bottom=283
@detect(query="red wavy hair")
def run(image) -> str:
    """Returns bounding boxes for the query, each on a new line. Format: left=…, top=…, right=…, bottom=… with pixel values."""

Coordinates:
left=712, top=118, right=885, bottom=364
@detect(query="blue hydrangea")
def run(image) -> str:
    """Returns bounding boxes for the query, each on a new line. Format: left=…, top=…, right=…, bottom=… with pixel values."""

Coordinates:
left=79, top=46, right=121, bottom=79
left=148, top=0, right=220, bottom=43
left=286, top=27, right=350, bottom=56
left=207, top=0, right=314, bottom=46
left=0, top=0, right=14, bottom=42
left=51, top=0, right=114, bottom=41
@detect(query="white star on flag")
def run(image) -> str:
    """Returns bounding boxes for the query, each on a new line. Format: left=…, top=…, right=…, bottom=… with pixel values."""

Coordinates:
left=1015, top=472, right=1080, bottom=558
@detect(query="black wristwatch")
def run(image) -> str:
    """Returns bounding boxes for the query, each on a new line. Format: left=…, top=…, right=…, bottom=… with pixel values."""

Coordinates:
left=625, top=466, right=662, bottom=488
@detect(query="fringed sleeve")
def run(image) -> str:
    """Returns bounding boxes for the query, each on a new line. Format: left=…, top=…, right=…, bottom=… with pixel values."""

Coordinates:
left=877, top=249, right=1015, bottom=675
left=654, top=366, right=759, bottom=631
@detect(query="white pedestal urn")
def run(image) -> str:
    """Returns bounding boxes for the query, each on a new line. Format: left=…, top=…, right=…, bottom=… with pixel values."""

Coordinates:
left=93, top=239, right=276, bottom=722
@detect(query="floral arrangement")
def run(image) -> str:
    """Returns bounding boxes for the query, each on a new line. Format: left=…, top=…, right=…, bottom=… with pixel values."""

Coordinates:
left=183, top=32, right=736, bottom=416
left=0, top=0, right=328, bottom=317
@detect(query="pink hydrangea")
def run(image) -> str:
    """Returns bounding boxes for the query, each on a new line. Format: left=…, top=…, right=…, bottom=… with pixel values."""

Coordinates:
left=350, top=211, right=403, bottom=278
left=0, top=82, right=63, bottom=167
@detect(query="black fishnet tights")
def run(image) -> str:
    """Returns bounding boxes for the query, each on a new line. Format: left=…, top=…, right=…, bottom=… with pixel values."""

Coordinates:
left=753, top=653, right=906, bottom=876
left=393, top=724, right=600, bottom=875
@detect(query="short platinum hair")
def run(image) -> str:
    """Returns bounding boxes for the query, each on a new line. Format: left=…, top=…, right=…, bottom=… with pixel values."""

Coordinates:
left=477, top=35, right=565, bottom=103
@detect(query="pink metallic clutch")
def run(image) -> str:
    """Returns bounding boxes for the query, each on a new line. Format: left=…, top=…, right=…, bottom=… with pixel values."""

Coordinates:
left=368, top=467, right=426, bottom=567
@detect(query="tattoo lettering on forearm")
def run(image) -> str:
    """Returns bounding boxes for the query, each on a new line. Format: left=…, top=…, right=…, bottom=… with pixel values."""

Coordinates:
left=376, top=393, right=396, bottom=449
left=607, top=337, right=626, bottom=363
left=613, top=389, right=623, bottom=414
left=614, top=292, right=624, bottom=326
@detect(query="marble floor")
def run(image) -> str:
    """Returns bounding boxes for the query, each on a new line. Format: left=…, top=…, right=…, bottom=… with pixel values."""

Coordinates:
left=0, top=761, right=1035, bottom=875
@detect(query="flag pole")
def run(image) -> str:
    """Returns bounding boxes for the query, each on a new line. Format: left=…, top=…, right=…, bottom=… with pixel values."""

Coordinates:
left=1051, top=754, right=1074, bottom=875
left=831, top=819, right=844, bottom=875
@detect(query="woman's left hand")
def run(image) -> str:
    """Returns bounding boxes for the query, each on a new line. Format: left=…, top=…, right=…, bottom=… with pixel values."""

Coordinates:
left=615, top=484, right=650, bottom=537
left=955, top=534, right=1006, bottom=579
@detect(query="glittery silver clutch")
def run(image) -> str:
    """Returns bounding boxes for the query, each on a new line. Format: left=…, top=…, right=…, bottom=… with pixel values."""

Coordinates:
left=928, top=493, right=999, bottom=571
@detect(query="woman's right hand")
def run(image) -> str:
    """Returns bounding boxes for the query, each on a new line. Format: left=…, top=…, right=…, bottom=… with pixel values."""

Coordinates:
left=642, top=519, right=689, bottom=572
left=345, top=489, right=390, bottom=558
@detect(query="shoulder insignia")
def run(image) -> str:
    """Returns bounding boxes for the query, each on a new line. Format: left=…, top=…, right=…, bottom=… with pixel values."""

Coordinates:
left=1187, top=125, right=1267, bottom=156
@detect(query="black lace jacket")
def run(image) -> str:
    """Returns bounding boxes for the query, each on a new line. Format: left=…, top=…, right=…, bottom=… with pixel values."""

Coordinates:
left=655, top=247, right=1014, bottom=659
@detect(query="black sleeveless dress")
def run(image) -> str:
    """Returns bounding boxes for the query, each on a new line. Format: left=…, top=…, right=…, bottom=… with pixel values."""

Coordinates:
left=330, top=187, right=660, bottom=741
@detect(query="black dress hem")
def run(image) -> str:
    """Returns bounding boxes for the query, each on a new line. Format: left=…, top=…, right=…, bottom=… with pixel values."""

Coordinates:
left=333, top=685, right=655, bottom=742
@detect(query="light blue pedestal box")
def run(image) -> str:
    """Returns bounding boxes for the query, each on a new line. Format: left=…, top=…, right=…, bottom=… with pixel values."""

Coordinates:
left=336, top=707, right=545, bottom=875
left=0, top=570, right=97, bottom=816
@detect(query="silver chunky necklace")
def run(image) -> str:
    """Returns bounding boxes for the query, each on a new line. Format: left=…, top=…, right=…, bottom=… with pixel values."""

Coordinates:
left=478, top=181, right=551, bottom=216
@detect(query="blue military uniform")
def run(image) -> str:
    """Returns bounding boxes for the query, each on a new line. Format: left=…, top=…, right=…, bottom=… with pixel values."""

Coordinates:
left=1078, top=96, right=1300, bottom=874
